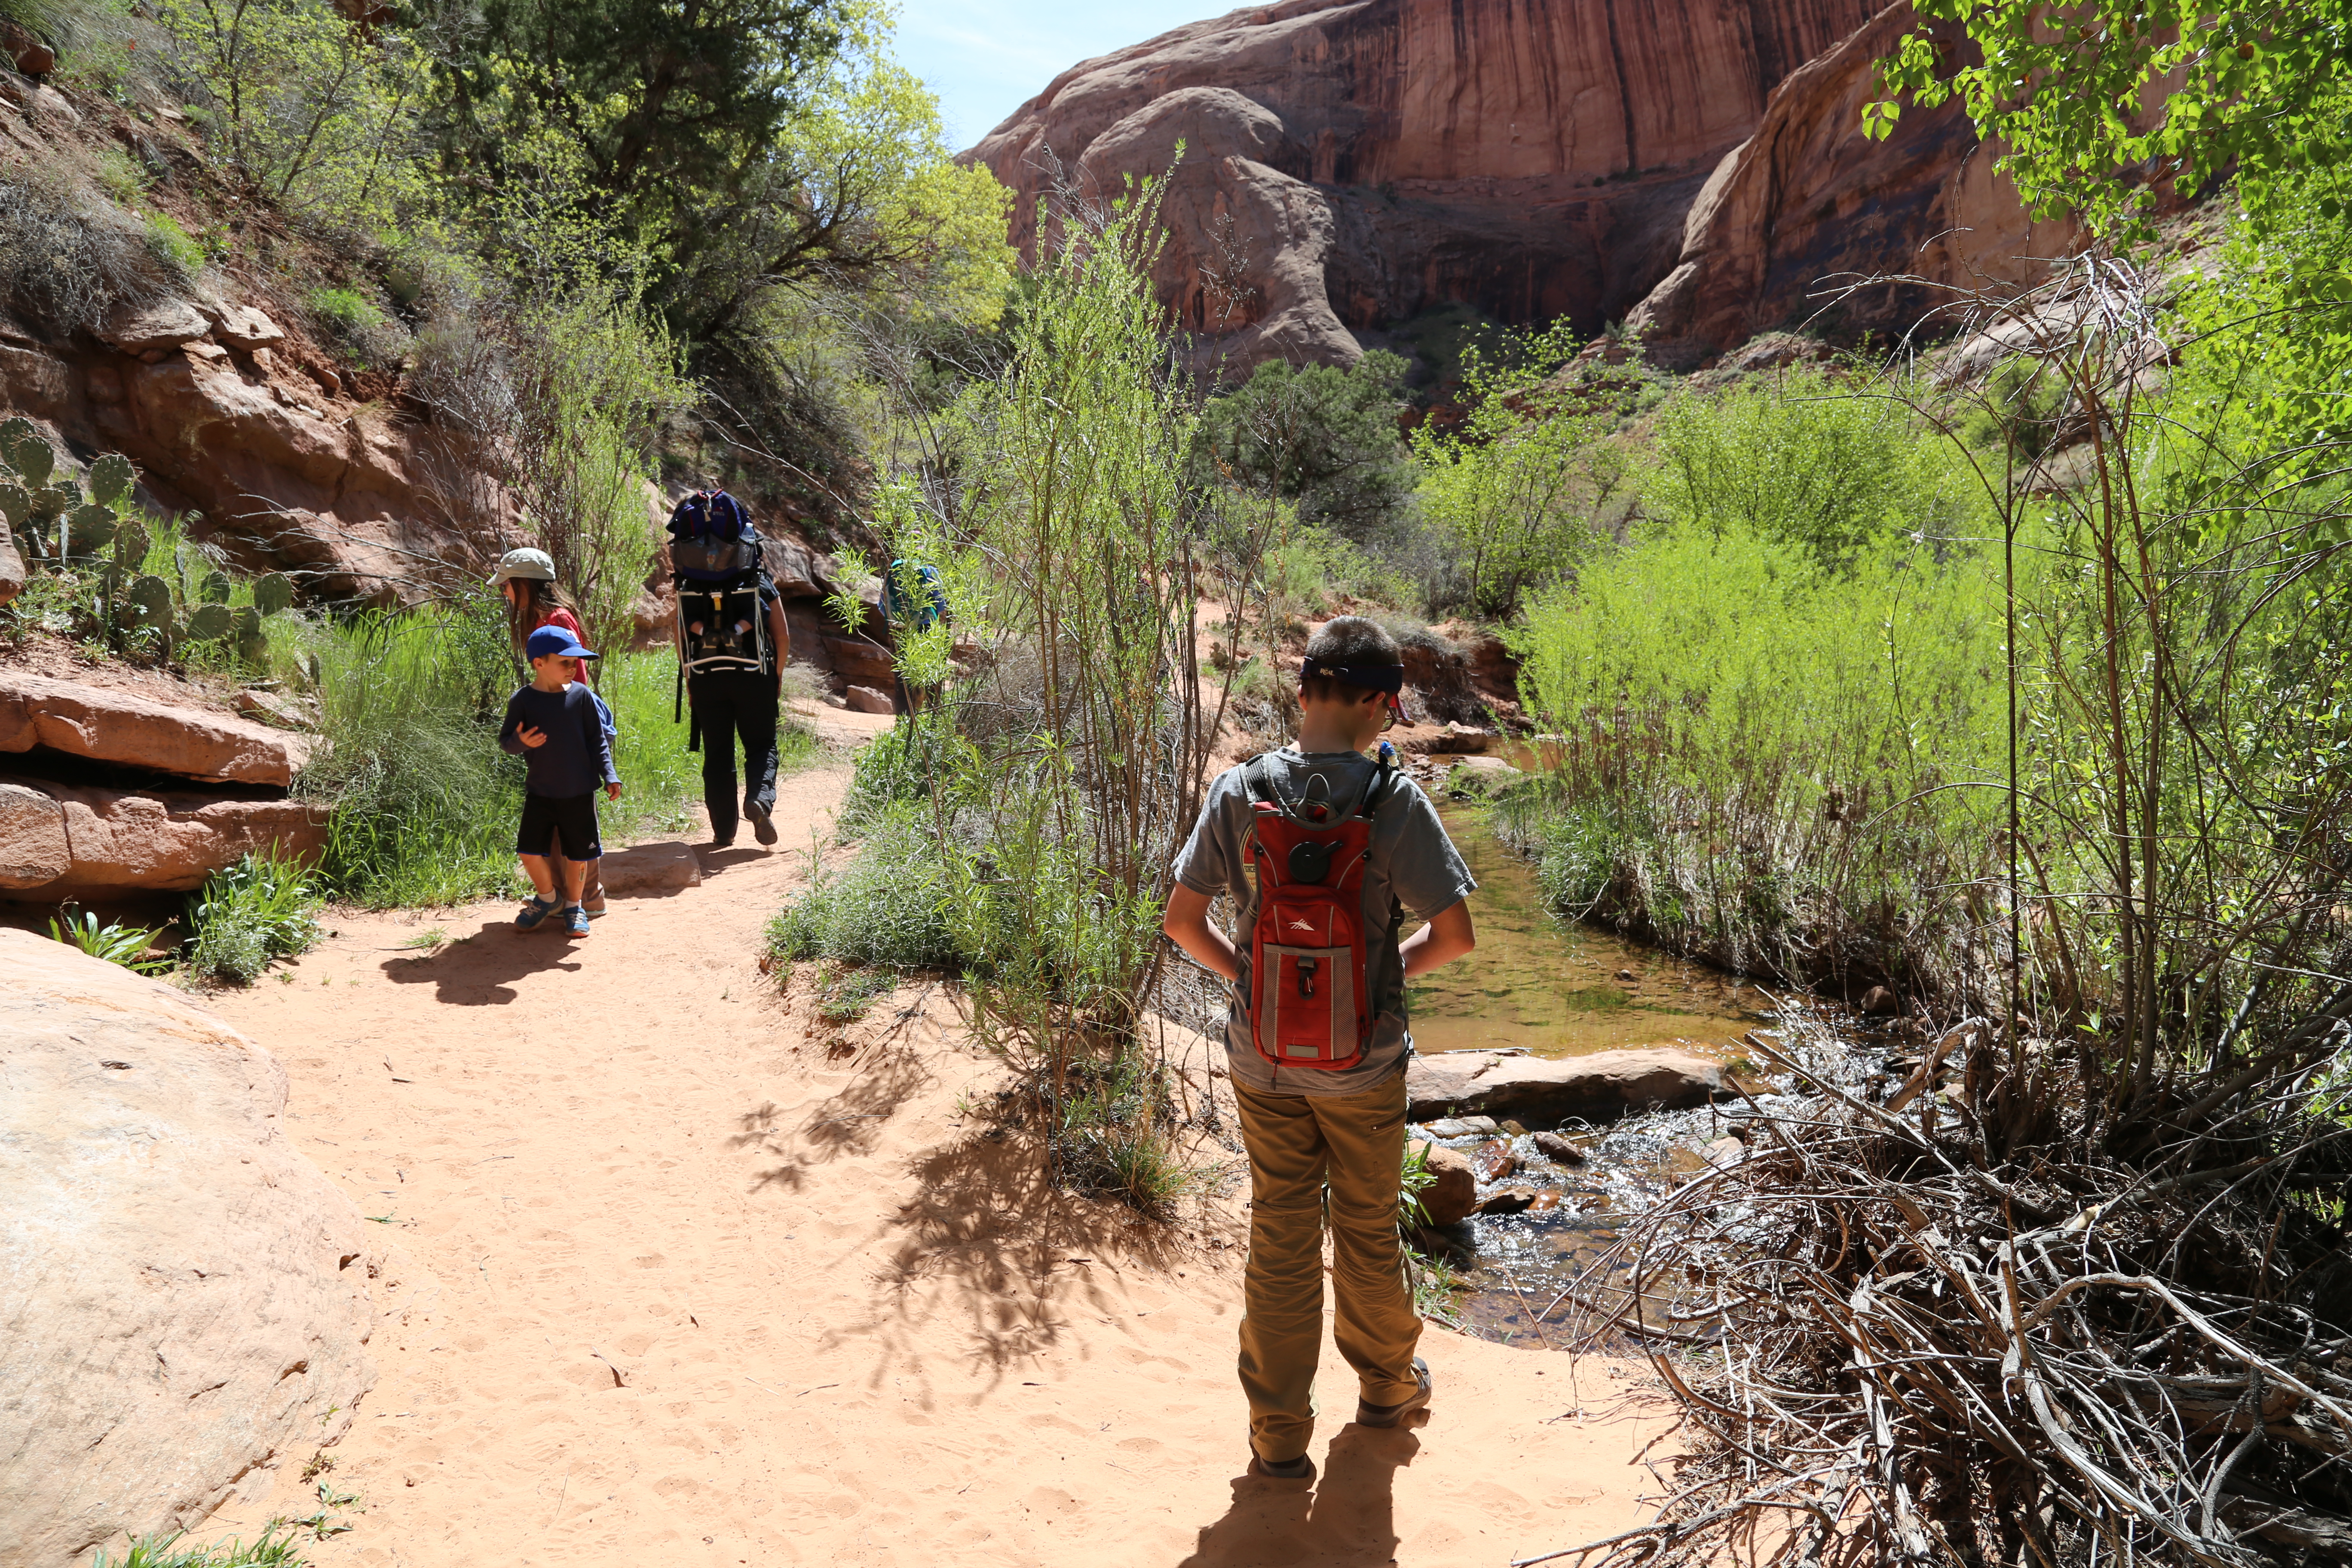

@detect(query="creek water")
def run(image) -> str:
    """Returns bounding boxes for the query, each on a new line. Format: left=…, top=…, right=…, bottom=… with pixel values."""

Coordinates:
left=1405, top=795, right=1810, bottom=1346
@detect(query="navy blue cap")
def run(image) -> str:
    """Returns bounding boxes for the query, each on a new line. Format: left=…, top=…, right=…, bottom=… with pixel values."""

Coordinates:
left=1300, top=656, right=1406, bottom=717
left=526, top=625, right=598, bottom=662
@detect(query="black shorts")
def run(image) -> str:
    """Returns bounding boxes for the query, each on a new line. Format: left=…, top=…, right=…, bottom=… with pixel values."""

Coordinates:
left=517, top=790, right=602, bottom=861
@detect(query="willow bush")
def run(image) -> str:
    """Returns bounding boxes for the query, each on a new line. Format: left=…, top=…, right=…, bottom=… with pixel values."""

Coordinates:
left=780, top=180, right=1280, bottom=1208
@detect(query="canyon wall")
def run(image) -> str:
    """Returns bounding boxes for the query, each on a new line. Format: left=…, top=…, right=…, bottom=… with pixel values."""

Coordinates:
left=971, top=0, right=2062, bottom=371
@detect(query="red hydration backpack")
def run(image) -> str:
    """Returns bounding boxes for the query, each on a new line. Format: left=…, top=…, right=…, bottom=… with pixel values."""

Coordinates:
left=1239, top=753, right=1399, bottom=1071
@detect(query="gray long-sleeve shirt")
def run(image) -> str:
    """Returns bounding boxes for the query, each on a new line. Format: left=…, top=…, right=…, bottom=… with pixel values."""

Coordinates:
left=498, top=682, right=617, bottom=798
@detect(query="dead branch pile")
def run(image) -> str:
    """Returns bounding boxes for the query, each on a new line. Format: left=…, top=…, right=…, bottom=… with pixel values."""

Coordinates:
left=1543, top=1014, right=2352, bottom=1568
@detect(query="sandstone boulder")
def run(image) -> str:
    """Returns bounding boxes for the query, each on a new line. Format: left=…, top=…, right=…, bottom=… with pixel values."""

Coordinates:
left=207, top=305, right=285, bottom=351
left=0, top=778, right=69, bottom=887
left=96, top=299, right=212, bottom=355
left=0, top=527, right=23, bottom=606
left=844, top=684, right=895, bottom=715
left=3, top=777, right=329, bottom=897
left=1408, top=1139, right=1479, bottom=1227
left=1406, top=1047, right=1730, bottom=1124
left=0, top=930, right=379, bottom=1563
left=821, top=635, right=897, bottom=686
left=0, top=672, right=309, bottom=786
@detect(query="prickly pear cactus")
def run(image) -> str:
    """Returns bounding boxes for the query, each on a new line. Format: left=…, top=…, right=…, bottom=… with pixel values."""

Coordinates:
left=14, top=438, right=53, bottom=489
left=186, top=602, right=233, bottom=641
left=111, top=518, right=150, bottom=570
left=199, top=570, right=231, bottom=604
left=251, top=572, right=294, bottom=615
left=232, top=603, right=266, bottom=664
left=88, top=453, right=135, bottom=510
left=124, top=574, right=175, bottom=642
left=67, top=502, right=116, bottom=555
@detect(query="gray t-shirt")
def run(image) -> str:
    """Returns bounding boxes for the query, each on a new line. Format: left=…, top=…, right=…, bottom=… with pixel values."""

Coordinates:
left=1172, top=747, right=1477, bottom=1096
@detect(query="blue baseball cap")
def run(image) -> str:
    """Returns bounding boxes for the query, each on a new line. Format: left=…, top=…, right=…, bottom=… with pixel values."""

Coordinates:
left=525, top=625, right=598, bottom=662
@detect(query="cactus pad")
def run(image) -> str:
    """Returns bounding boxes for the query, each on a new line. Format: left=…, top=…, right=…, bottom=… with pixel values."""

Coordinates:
left=200, top=570, right=231, bottom=604
left=88, top=453, right=135, bottom=509
left=251, top=572, right=295, bottom=615
left=67, top=504, right=116, bottom=554
left=187, top=602, right=234, bottom=641
left=125, top=575, right=176, bottom=637
left=12, top=434, right=54, bottom=488
left=0, top=481, right=28, bottom=530
left=112, top=518, right=150, bottom=568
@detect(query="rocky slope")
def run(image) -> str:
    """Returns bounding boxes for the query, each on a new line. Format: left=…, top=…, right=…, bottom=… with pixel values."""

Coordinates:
left=971, top=0, right=2066, bottom=371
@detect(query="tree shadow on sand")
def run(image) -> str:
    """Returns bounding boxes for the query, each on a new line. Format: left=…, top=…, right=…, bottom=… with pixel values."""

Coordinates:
left=1174, top=1423, right=1423, bottom=1567
left=379, top=917, right=583, bottom=1004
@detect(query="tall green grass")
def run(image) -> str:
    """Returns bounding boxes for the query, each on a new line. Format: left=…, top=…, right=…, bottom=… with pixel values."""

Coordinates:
left=1509, top=432, right=2024, bottom=996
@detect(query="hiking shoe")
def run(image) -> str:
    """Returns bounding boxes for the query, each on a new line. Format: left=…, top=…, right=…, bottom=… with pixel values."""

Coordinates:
left=515, top=894, right=558, bottom=932
left=746, top=799, right=778, bottom=845
left=1355, top=1358, right=1432, bottom=1428
left=561, top=904, right=590, bottom=937
left=1250, top=1454, right=1314, bottom=1481
left=582, top=899, right=607, bottom=919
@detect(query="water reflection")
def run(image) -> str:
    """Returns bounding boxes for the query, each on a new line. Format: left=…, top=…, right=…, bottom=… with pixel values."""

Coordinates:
left=1405, top=797, right=1760, bottom=1058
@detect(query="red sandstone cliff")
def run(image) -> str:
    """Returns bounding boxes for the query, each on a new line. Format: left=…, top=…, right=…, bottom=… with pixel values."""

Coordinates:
left=971, top=0, right=2060, bottom=370
left=1623, top=4, right=2079, bottom=368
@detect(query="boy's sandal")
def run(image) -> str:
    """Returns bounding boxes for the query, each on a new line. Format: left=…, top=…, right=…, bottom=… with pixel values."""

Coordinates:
left=515, top=894, right=559, bottom=931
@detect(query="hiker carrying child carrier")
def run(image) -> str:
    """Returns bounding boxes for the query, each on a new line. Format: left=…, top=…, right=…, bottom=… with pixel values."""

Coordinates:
left=668, top=489, right=792, bottom=848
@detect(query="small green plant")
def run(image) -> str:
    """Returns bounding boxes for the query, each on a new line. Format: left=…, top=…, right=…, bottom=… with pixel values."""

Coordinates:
left=187, top=851, right=325, bottom=985
left=97, top=147, right=151, bottom=204
left=1398, top=1138, right=1438, bottom=1228
left=144, top=212, right=206, bottom=279
left=765, top=807, right=958, bottom=971
left=814, top=964, right=897, bottom=1024
left=396, top=926, right=447, bottom=950
left=47, top=907, right=168, bottom=973
left=306, top=286, right=385, bottom=336
left=88, top=1524, right=309, bottom=1567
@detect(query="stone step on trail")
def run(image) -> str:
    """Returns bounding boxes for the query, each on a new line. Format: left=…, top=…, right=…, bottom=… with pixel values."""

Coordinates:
left=1406, top=1046, right=1732, bottom=1125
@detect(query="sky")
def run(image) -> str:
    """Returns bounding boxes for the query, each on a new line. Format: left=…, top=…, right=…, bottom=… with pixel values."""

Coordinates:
left=893, top=0, right=1239, bottom=151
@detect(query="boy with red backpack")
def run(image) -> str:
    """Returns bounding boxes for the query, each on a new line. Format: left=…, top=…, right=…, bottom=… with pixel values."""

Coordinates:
left=1162, top=616, right=1478, bottom=1481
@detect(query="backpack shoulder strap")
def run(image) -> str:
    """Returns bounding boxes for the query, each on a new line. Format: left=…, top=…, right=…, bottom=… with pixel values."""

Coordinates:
left=1354, top=759, right=1400, bottom=819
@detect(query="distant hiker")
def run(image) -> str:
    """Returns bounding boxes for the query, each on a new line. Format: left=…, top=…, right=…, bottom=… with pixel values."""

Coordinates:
left=490, top=545, right=615, bottom=917
left=500, top=625, right=621, bottom=939
left=1161, top=616, right=1479, bottom=1481
left=667, top=490, right=791, bottom=848
left=878, top=556, right=950, bottom=716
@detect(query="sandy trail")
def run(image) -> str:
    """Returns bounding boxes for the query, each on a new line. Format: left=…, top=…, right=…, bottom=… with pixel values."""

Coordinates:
left=202, top=754, right=1672, bottom=1567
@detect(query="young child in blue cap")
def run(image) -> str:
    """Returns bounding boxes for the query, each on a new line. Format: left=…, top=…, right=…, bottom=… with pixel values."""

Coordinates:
left=499, top=624, right=623, bottom=936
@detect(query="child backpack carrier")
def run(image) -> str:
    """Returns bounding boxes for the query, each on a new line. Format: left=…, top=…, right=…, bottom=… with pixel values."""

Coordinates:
left=668, top=490, right=769, bottom=679
left=1238, top=753, right=1399, bottom=1071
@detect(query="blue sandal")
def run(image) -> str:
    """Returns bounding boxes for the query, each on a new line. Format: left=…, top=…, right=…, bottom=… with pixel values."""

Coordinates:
left=515, top=894, right=558, bottom=931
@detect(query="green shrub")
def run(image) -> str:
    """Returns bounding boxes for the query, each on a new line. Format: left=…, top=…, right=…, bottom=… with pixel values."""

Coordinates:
left=307, top=286, right=385, bottom=336
left=187, top=850, right=324, bottom=984
left=144, top=211, right=205, bottom=279
left=1649, top=367, right=1988, bottom=574
left=766, top=805, right=958, bottom=971
left=97, top=146, right=150, bottom=203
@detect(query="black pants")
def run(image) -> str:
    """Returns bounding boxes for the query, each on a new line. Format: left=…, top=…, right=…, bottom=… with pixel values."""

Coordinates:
left=689, top=669, right=778, bottom=844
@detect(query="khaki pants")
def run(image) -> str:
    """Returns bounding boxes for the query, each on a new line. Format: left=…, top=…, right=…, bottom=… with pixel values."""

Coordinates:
left=1235, top=1071, right=1424, bottom=1464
